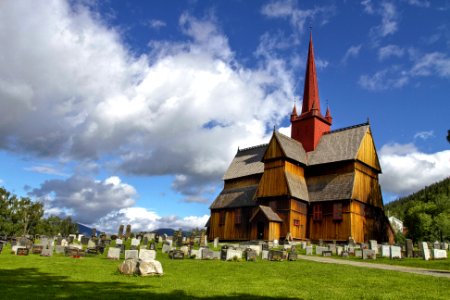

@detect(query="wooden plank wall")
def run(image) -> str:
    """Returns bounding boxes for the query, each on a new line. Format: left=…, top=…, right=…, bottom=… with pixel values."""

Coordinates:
left=208, top=209, right=251, bottom=241
left=268, top=222, right=281, bottom=241
left=352, top=166, right=383, bottom=208
left=356, top=130, right=381, bottom=171
left=289, top=199, right=307, bottom=239
left=308, top=201, right=351, bottom=242
left=256, top=167, right=288, bottom=197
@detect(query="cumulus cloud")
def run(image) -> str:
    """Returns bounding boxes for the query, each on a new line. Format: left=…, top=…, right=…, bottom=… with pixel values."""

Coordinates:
left=0, top=1, right=296, bottom=201
left=379, top=143, right=450, bottom=196
left=28, top=175, right=137, bottom=224
left=93, top=207, right=209, bottom=233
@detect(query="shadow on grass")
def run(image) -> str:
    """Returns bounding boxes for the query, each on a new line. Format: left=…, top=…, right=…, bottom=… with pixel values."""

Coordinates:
left=0, top=268, right=302, bottom=299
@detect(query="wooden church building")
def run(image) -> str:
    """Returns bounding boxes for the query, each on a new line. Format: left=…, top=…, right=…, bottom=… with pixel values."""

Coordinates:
left=207, top=34, right=394, bottom=243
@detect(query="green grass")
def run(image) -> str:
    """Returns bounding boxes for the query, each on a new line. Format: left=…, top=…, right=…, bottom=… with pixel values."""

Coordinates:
left=0, top=244, right=449, bottom=299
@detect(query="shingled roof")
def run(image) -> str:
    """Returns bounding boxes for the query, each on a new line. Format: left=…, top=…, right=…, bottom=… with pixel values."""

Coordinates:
left=308, top=123, right=369, bottom=165
left=307, top=172, right=355, bottom=202
left=274, top=131, right=307, bottom=164
left=285, top=171, right=309, bottom=201
left=249, top=205, right=283, bottom=222
left=210, top=185, right=258, bottom=209
left=223, top=144, right=267, bottom=180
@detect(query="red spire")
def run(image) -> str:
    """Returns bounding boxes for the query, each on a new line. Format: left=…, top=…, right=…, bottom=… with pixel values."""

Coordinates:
left=301, top=32, right=320, bottom=115
left=325, top=105, right=332, bottom=123
left=290, top=103, right=298, bottom=121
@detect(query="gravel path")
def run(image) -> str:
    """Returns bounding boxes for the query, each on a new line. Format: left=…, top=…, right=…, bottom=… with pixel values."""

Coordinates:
left=297, top=255, right=450, bottom=278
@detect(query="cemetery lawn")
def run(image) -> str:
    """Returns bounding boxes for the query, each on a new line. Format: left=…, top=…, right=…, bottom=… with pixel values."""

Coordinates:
left=1, top=248, right=449, bottom=299
left=337, top=254, right=450, bottom=270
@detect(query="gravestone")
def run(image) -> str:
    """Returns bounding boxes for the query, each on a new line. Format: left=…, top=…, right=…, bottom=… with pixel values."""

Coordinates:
left=119, top=244, right=125, bottom=254
left=341, top=251, right=349, bottom=258
left=288, top=251, right=298, bottom=261
left=201, top=248, right=215, bottom=260
left=369, top=240, right=378, bottom=254
left=363, top=249, right=376, bottom=260
left=245, top=248, right=257, bottom=261
left=336, top=246, right=343, bottom=256
left=107, top=247, right=121, bottom=260
left=80, top=236, right=89, bottom=245
left=328, top=244, right=336, bottom=255
left=190, top=249, right=200, bottom=259
left=32, top=245, right=44, bottom=254
left=390, top=245, right=402, bottom=259
left=68, top=235, right=75, bottom=244
left=405, top=239, right=413, bottom=258
left=214, top=237, right=219, bottom=249
left=17, top=247, right=29, bottom=256
left=381, top=245, right=390, bottom=257
left=119, top=259, right=138, bottom=275
left=262, top=243, right=269, bottom=251
left=131, top=238, right=140, bottom=248
left=139, top=260, right=163, bottom=276
left=213, top=251, right=221, bottom=260
left=115, top=238, right=123, bottom=246
left=169, top=250, right=185, bottom=260
left=61, top=239, right=68, bottom=247
left=180, top=246, right=189, bottom=256
left=420, top=242, right=430, bottom=260
left=226, top=249, right=243, bottom=261
left=162, top=241, right=172, bottom=253
left=319, top=239, right=323, bottom=246
left=261, top=250, right=269, bottom=260
left=220, top=245, right=229, bottom=260
left=305, top=245, right=313, bottom=255
left=322, top=251, right=332, bottom=257
left=432, top=249, right=447, bottom=259
left=315, top=246, right=327, bottom=256
left=55, top=245, right=65, bottom=254
left=273, top=240, right=279, bottom=248
left=149, top=242, right=156, bottom=251
left=41, top=247, right=53, bottom=257
left=40, top=237, right=49, bottom=247
left=139, top=249, right=156, bottom=261
left=347, top=246, right=355, bottom=255
left=56, top=237, right=63, bottom=246
left=269, top=250, right=286, bottom=261
left=355, top=249, right=363, bottom=258
left=441, top=242, right=448, bottom=251
left=433, top=241, right=440, bottom=249
left=125, top=250, right=139, bottom=260
left=142, top=237, right=148, bottom=246
left=87, top=239, right=97, bottom=249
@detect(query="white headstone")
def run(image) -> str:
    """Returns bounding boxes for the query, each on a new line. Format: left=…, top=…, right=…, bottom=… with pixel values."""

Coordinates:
left=87, top=240, right=96, bottom=248
left=273, top=240, right=279, bottom=248
left=77, top=235, right=84, bottom=242
left=355, top=249, right=363, bottom=258
left=190, top=249, right=199, bottom=259
left=226, top=249, right=243, bottom=261
left=262, top=250, right=269, bottom=260
left=363, top=249, right=376, bottom=260
left=336, top=246, right=343, bottom=256
left=131, top=238, right=140, bottom=247
left=390, top=245, right=402, bottom=259
left=139, top=260, right=163, bottom=276
left=315, top=246, right=327, bottom=256
left=213, top=251, right=221, bottom=259
left=107, top=247, right=121, bottom=259
left=247, top=245, right=262, bottom=256
left=115, top=238, right=123, bottom=245
left=421, top=242, right=430, bottom=261
left=180, top=246, right=189, bottom=256
left=139, top=249, right=156, bottom=262
left=381, top=245, right=390, bottom=257
left=162, top=241, right=172, bottom=253
left=61, top=239, right=68, bottom=247
left=369, top=240, right=378, bottom=254
left=125, top=250, right=139, bottom=260
left=305, top=245, right=313, bottom=255
left=213, top=237, right=219, bottom=249
left=432, top=249, right=447, bottom=259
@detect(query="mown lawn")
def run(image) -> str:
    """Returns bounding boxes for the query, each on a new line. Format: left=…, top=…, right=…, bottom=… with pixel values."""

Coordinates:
left=0, top=244, right=449, bottom=299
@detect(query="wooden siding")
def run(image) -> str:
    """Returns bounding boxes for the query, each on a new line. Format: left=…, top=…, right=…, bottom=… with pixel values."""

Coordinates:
left=349, top=200, right=392, bottom=243
left=224, top=175, right=261, bottom=189
left=308, top=201, right=352, bottom=242
left=289, top=199, right=307, bottom=239
left=256, top=165, right=289, bottom=197
left=263, top=137, right=284, bottom=160
left=208, top=208, right=251, bottom=241
left=356, top=130, right=381, bottom=171
left=285, top=161, right=304, bottom=177
left=352, top=169, right=383, bottom=207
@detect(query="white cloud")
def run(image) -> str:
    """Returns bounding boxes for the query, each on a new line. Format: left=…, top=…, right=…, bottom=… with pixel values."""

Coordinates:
left=379, top=143, right=450, bottom=196
left=341, top=44, right=362, bottom=64
left=378, top=44, right=405, bottom=61
left=0, top=1, right=296, bottom=201
left=29, top=175, right=137, bottom=224
left=405, top=0, right=430, bottom=7
left=93, top=207, right=209, bottom=233
left=414, top=130, right=434, bottom=140
left=362, top=1, right=399, bottom=44
left=358, top=67, right=409, bottom=91
left=410, top=52, right=450, bottom=77
left=25, top=164, right=68, bottom=177
left=147, top=19, right=166, bottom=29
left=361, top=0, right=375, bottom=14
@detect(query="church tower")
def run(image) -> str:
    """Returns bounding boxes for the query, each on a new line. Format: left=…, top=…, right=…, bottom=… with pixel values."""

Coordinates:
left=290, top=32, right=332, bottom=152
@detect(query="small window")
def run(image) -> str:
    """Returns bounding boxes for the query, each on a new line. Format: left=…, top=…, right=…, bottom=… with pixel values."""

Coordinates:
left=219, top=211, right=225, bottom=226
left=235, top=208, right=242, bottom=225
left=333, top=203, right=343, bottom=221
left=313, top=204, right=322, bottom=221
left=293, top=219, right=300, bottom=226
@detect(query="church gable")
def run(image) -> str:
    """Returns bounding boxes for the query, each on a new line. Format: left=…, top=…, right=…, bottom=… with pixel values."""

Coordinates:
left=356, top=129, right=381, bottom=172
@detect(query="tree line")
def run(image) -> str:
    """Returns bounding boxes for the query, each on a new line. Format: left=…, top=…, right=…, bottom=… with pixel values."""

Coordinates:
left=385, top=177, right=450, bottom=242
left=0, top=187, right=77, bottom=237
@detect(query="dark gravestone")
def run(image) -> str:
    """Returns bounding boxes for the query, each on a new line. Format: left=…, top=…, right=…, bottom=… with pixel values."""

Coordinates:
left=169, top=250, right=185, bottom=260
left=17, top=248, right=29, bottom=256
left=56, top=237, right=63, bottom=246
left=149, top=242, right=156, bottom=251
left=80, top=236, right=89, bottom=245
left=143, top=237, right=148, bottom=246
left=220, top=245, right=229, bottom=261
left=262, top=243, right=269, bottom=251
left=32, top=245, right=44, bottom=254
left=269, top=250, right=286, bottom=261
left=245, top=248, right=257, bottom=261
left=405, top=239, right=413, bottom=258
left=288, top=251, right=298, bottom=261
left=68, top=236, right=74, bottom=244
left=119, top=244, right=125, bottom=254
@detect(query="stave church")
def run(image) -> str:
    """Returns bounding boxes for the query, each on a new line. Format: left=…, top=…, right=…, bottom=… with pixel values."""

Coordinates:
left=206, top=33, right=394, bottom=243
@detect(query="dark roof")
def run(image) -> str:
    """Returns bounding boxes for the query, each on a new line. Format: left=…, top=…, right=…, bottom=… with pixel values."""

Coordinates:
left=285, top=172, right=309, bottom=201
left=274, top=131, right=307, bottom=164
left=210, top=185, right=258, bottom=209
left=308, top=124, right=369, bottom=165
left=223, top=145, right=267, bottom=180
left=307, top=172, right=355, bottom=202
left=250, top=205, right=283, bottom=222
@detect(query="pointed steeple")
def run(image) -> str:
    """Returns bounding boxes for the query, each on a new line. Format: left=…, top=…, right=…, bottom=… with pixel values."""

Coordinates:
left=301, top=32, right=321, bottom=115
left=325, top=105, right=332, bottom=123
left=290, top=102, right=298, bottom=121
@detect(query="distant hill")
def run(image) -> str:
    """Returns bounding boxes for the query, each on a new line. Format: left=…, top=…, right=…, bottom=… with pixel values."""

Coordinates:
left=385, top=177, right=450, bottom=220
left=384, top=177, right=450, bottom=241
left=76, top=223, right=96, bottom=236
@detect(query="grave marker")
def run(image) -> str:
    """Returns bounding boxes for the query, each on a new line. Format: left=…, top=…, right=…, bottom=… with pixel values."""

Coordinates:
left=139, top=249, right=156, bottom=261
left=107, top=247, right=121, bottom=260
left=390, top=245, right=402, bottom=259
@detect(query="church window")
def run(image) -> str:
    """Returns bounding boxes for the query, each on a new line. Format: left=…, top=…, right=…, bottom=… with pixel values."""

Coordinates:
left=313, top=204, right=322, bottom=221
left=333, top=203, right=343, bottom=221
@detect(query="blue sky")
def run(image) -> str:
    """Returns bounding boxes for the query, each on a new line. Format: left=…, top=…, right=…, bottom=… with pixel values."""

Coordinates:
left=0, top=0, right=449, bottom=233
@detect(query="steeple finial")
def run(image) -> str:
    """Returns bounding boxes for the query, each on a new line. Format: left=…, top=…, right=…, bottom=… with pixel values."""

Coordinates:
left=301, top=31, right=321, bottom=115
